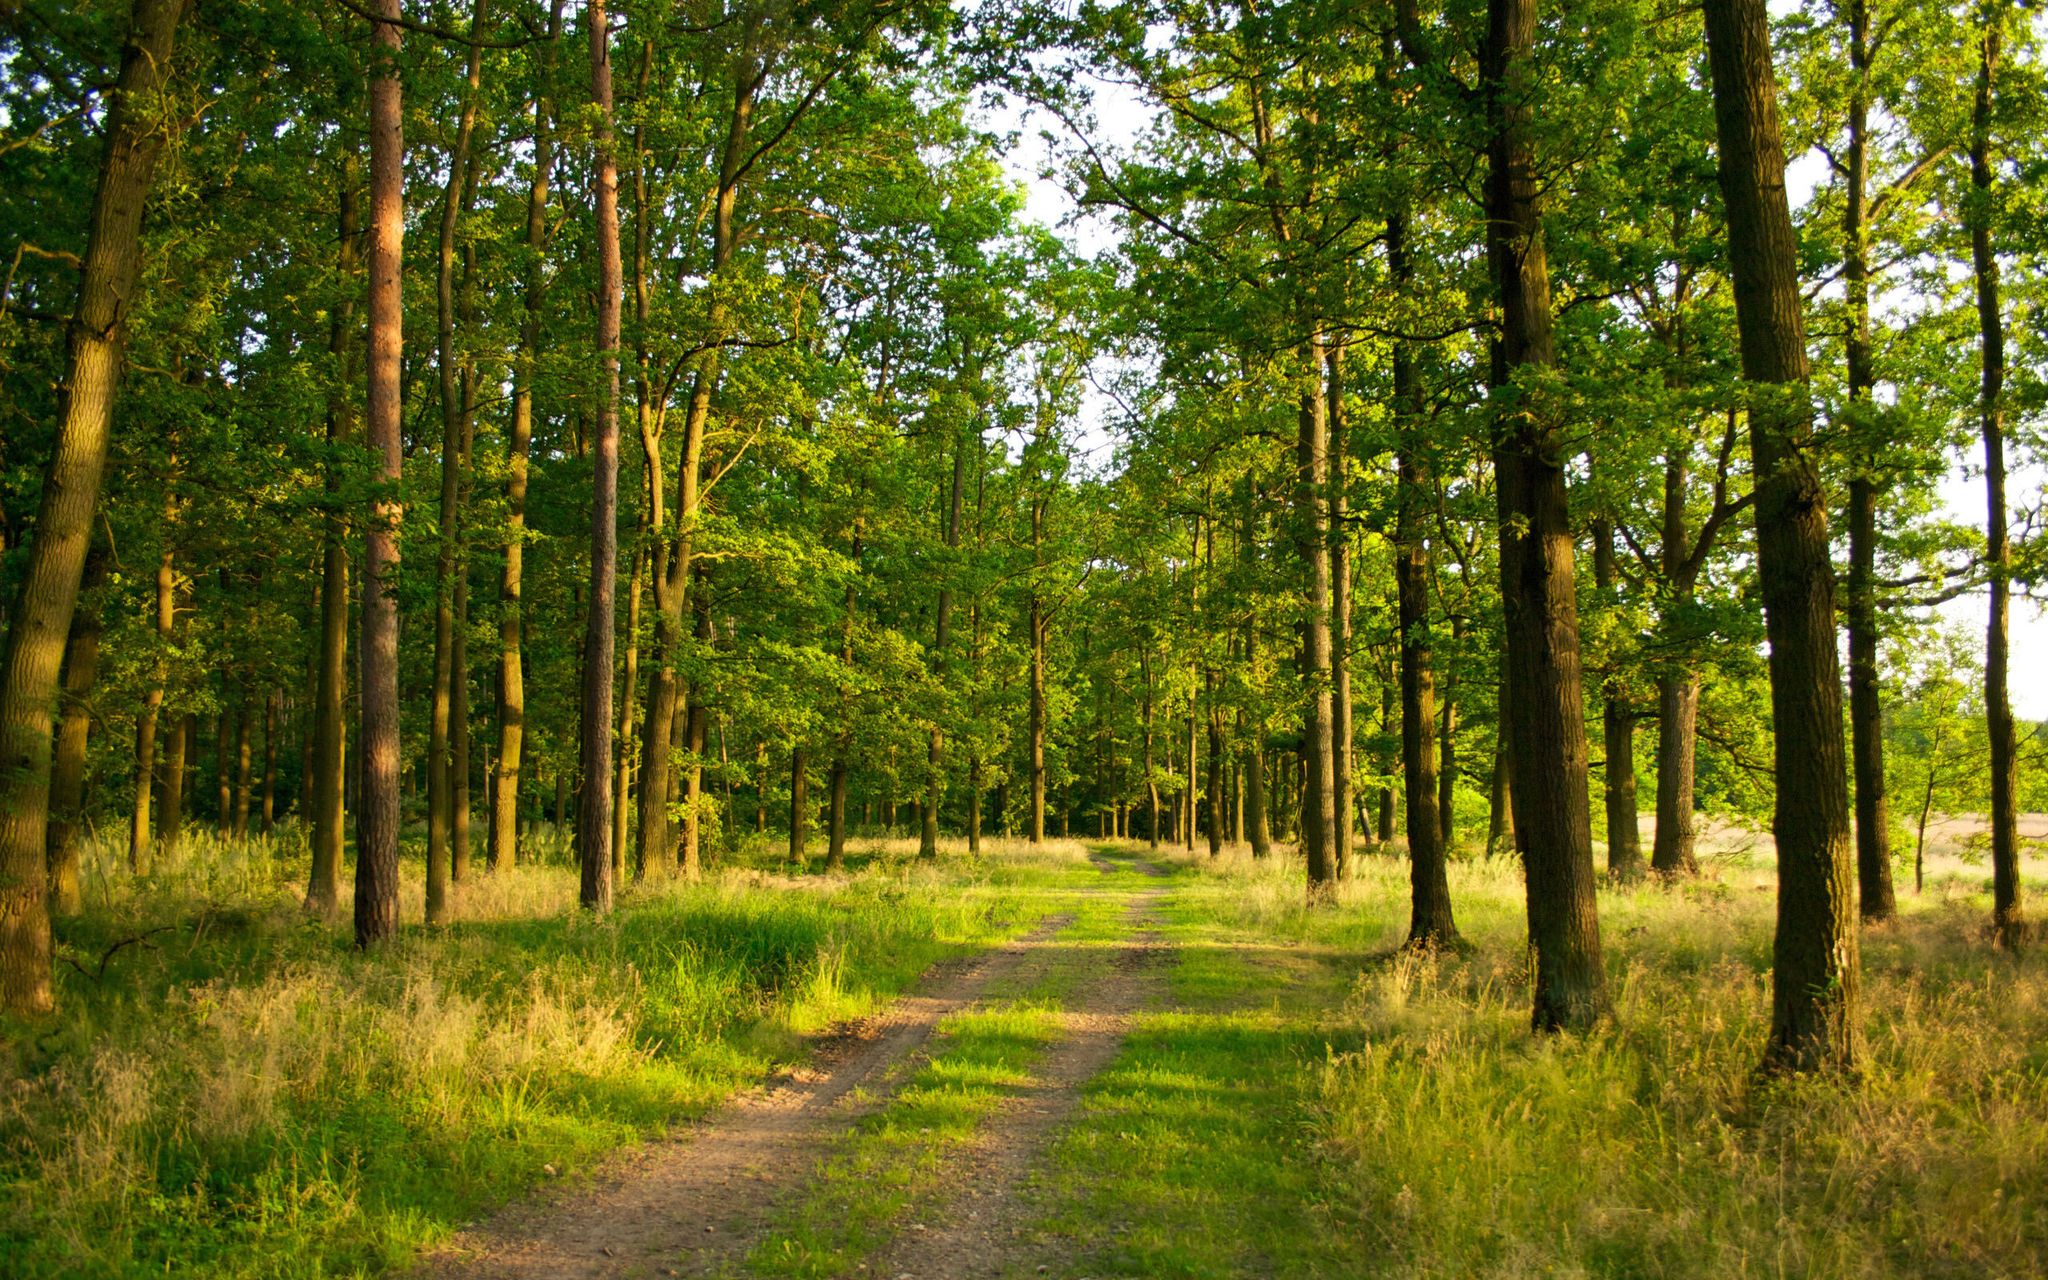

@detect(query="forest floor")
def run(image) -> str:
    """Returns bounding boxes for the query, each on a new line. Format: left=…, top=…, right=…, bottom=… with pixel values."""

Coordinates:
left=8, top=826, right=2048, bottom=1278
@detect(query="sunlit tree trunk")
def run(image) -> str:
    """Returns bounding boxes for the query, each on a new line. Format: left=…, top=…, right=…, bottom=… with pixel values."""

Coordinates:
left=576, top=0, right=623, bottom=913
left=493, top=0, right=563, bottom=871
left=46, top=549, right=106, bottom=916
left=0, top=0, right=186, bottom=1010
left=1704, top=0, right=1861, bottom=1070
left=355, top=0, right=407, bottom=948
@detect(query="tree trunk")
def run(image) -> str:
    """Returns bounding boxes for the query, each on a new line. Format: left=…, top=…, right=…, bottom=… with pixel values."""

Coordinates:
left=1485, top=0, right=1607, bottom=1030
left=261, top=687, right=278, bottom=834
left=426, top=0, right=486, bottom=925
left=233, top=694, right=253, bottom=838
left=355, top=0, right=406, bottom=949
left=826, top=754, right=848, bottom=871
left=1840, top=0, right=1896, bottom=922
left=789, top=746, right=809, bottom=865
left=1296, top=337, right=1338, bottom=897
left=0, top=0, right=186, bottom=1010
left=1704, top=0, right=1861, bottom=1070
left=1439, top=616, right=1461, bottom=850
left=160, top=714, right=188, bottom=862
left=576, top=0, right=622, bottom=914
left=1651, top=671, right=1701, bottom=875
left=1593, top=518, right=1644, bottom=881
left=922, top=407, right=969, bottom=859
left=46, top=549, right=106, bottom=916
left=1392, top=218, right=1458, bottom=944
left=1971, top=8, right=2022, bottom=948
left=493, top=1, right=562, bottom=872
left=1327, top=349, right=1354, bottom=879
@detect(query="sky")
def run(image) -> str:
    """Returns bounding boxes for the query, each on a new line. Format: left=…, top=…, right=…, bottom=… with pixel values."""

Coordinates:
left=977, top=83, right=2048, bottom=720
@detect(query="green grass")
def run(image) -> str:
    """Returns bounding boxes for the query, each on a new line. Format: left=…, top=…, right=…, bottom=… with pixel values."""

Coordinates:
left=11, top=827, right=2048, bottom=1279
left=0, top=825, right=1100, bottom=1279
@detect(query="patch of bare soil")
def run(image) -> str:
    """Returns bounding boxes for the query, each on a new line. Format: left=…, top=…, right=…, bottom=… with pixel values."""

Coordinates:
left=407, top=911, right=1078, bottom=1280
left=861, top=882, right=1171, bottom=1280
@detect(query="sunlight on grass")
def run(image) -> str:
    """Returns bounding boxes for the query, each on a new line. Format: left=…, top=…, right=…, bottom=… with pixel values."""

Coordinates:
left=0, top=826, right=1092, bottom=1280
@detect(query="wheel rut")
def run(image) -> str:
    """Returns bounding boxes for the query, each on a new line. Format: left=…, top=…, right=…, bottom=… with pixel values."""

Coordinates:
left=408, top=909, right=1079, bottom=1280
left=863, top=871, right=1170, bottom=1280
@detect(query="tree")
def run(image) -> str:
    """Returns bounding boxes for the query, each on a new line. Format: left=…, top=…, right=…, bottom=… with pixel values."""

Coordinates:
left=355, top=0, right=406, bottom=949
left=0, top=0, right=187, bottom=1013
left=1703, top=0, right=1861, bottom=1072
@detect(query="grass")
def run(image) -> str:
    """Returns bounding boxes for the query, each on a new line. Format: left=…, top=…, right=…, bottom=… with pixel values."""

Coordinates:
left=0, top=823, right=1099, bottom=1280
left=1023, top=838, right=2048, bottom=1280
left=9, top=822, right=2047, bottom=1279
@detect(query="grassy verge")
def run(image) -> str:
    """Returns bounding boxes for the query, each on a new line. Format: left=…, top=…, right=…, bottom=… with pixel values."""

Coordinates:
left=1029, top=842, right=2048, bottom=1279
left=0, top=826, right=1096, bottom=1280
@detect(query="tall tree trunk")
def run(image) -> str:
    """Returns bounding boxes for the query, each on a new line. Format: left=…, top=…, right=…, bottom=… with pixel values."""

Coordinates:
left=637, top=35, right=756, bottom=874
left=355, top=0, right=406, bottom=949
left=1651, top=456, right=1701, bottom=877
left=0, top=0, right=185, bottom=1010
left=1971, top=6, right=2022, bottom=949
left=922, top=408, right=968, bottom=859
left=1485, top=0, right=1607, bottom=1030
left=493, top=0, right=563, bottom=871
left=1593, top=518, right=1644, bottom=881
left=1297, top=336, right=1339, bottom=898
left=1141, top=649, right=1160, bottom=847
left=1327, top=349, right=1354, bottom=878
left=311, top=155, right=360, bottom=910
left=1440, top=615, right=1461, bottom=850
left=680, top=580, right=711, bottom=876
left=1841, top=0, right=1896, bottom=922
left=1392, top=213, right=1457, bottom=945
left=46, top=549, right=106, bottom=917
left=789, top=746, right=808, bottom=865
left=1704, top=0, right=1861, bottom=1070
left=233, top=694, right=253, bottom=837
left=261, top=687, right=278, bottom=834
left=160, top=714, right=188, bottom=861
left=618, top=543, right=642, bottom=879
left=577, top=0, right=622, bottom=913
left=427, top=0, right=487, bottom=924
left=826, top=752, right=848, bottom=872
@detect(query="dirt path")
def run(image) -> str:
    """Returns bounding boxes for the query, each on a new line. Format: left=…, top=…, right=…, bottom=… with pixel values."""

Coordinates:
left=863, top=864, right=1170, bottom=1280
left=409, top=911, right=1080, bottom=1280
left=410, top=852, right=1170, bottom=1280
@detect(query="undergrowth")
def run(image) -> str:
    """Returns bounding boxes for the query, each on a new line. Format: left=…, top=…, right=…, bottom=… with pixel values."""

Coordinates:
left=0, top=824, right=1089, bottom=1279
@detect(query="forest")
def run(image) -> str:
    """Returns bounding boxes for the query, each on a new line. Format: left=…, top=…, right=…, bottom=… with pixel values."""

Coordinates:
left=1, top=0, right=2046, bottom=1276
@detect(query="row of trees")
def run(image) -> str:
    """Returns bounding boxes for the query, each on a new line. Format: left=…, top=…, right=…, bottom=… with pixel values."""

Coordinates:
left=1, top=0, right=2042, bottom=1082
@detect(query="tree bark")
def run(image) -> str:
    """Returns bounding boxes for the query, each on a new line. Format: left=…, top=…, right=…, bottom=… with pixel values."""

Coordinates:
left=426, top=0, right=487, bottom=924
left=0, top=0, right=186, bottom=1011
left=789, top=746, right=809, bottom=865
left=1297, top=337, right=1338, bottom=898
left=46, top=549, right=106, bottom=917
left=493, top=1, right=563, bottom=871
left=577, top=0, right=622, bottom=913
left=1485, top=0, right=1607, bottom=1030
left=355, top=0, right=406, bottom=949
left=1971, top=7, right=2022, bottom=949
left=921, top=404, right=969, bottom=859
left=1392, top=212, right=1458, bottom=944
left=1704, top=0, right=1861, bottom=1070
left=1327, top=349, right=1354, bottom=878
left=1840, top=0, right=1895, bottom=922
left=309, top=156, right=355, bottom=906
left=1593, top=518, right=1644, bottom=881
